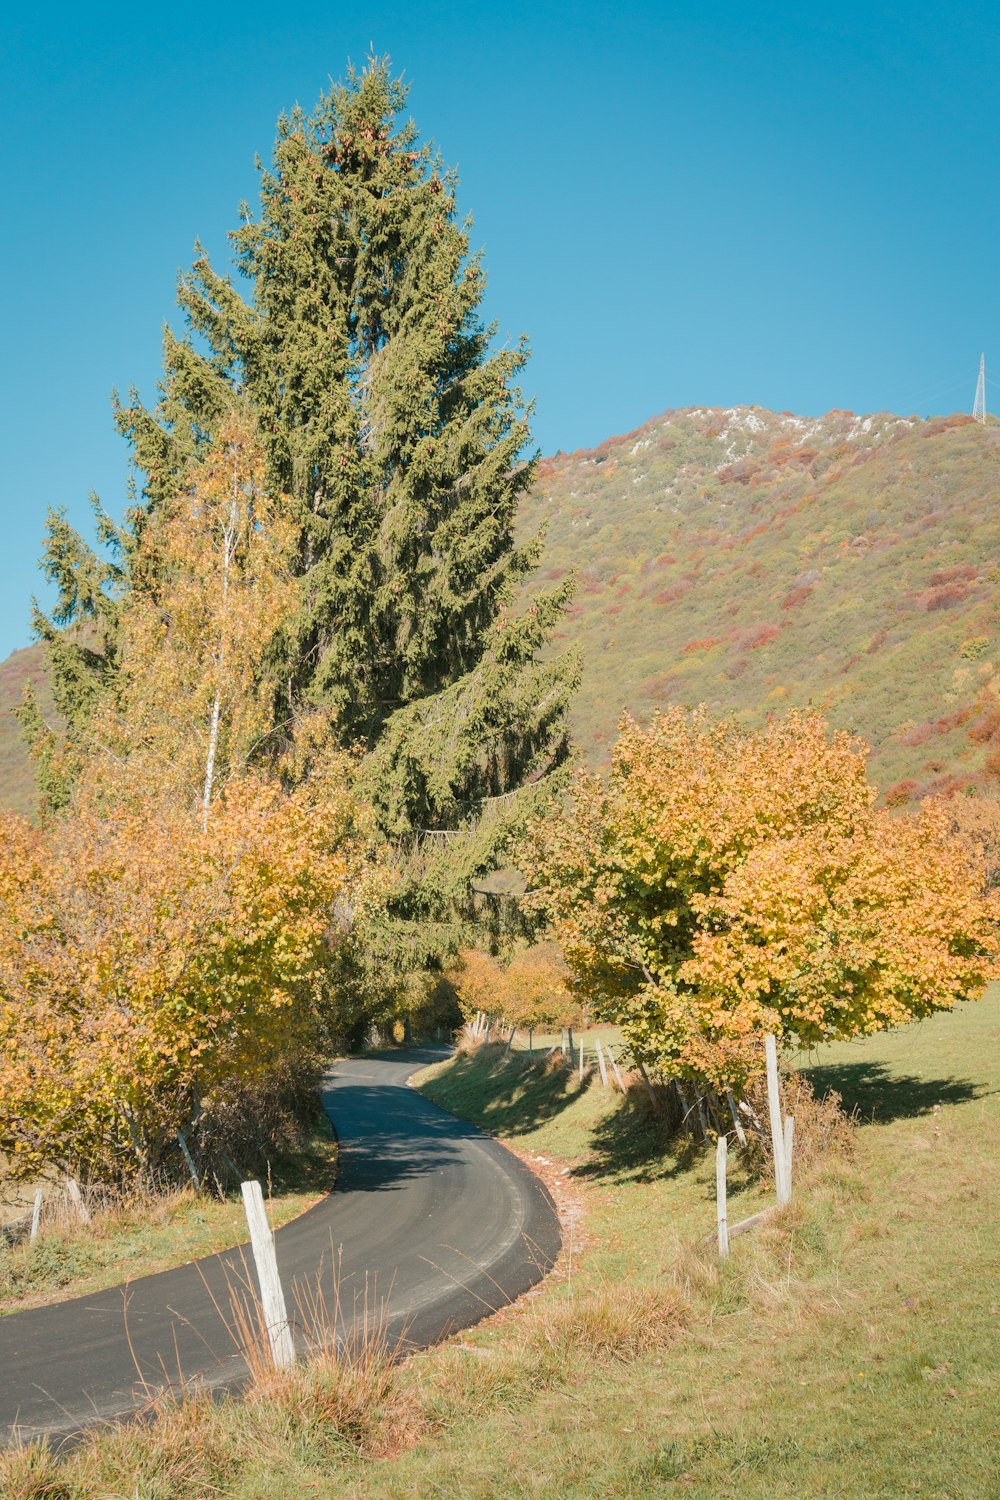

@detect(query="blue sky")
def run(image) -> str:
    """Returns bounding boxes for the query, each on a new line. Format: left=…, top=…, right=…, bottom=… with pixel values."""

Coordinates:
left=1, top=0, right=997, bottom=657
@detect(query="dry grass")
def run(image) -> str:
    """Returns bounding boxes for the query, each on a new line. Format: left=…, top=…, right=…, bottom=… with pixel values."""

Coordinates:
left=741, top=1066, right=858, bottom=1184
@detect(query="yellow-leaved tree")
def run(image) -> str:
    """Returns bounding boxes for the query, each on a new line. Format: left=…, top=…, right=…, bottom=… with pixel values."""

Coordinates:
left=88, top=414, right=297, bottom=819
left=523, top=708, right=998, bottom=1094
left=504, top=945, right=581, bottom=1034
left=0, top=418, right=385, bottom=1185
left=0, top=771, right=381, bottom=1183
left=448, top=943, right=580, bottom=1037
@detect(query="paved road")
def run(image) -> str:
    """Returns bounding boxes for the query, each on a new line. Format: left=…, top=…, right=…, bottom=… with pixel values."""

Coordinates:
left=0, top=1049, right=560, bottom=1444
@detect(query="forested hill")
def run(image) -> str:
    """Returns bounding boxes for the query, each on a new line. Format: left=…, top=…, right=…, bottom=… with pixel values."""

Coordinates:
left=521, top=405, right=1000, bottom=801
left=3, top=404, right=999, bottom=816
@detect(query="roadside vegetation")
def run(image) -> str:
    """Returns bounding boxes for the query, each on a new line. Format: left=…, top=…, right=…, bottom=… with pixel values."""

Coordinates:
left=0, top=55, right=571, bottom=1204
left=3, top=991, right=995, bottom=1497
left=0, top=1118, right=335, bottom=1315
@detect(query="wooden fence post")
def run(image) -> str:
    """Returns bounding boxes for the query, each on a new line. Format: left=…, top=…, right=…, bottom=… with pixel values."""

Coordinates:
left=595, top=1039, right=609, bottom=1087
left=241, top=1180, right=295, bottom=1370
left=66, top=1178, right=90, bottom=1225
left=605, top=1043, right=627, bottom=1093
left=764, top=1035, right=790, bottom=1205
left=29, top=1189, right=43, bottom=1244
left=636, top=1060, right=657, bottom=1108
left=579, top=1039, right=585, bottom=1081
left=716, top=1134, right=729, bottom=1258
left=528, top=1026, right=533, bottom=1056
left=504, top=1024, right=516, bottom=1056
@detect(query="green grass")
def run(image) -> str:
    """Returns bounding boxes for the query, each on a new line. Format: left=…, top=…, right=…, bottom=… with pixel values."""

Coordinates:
left=0, top=1121, right=337, bottom=1315
left=7, top=991, right=997, bottom=1496
left=390, top=1001, right=1000, bottom=1498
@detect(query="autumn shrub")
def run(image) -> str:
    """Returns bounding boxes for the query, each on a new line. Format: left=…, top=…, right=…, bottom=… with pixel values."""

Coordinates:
left=736, top=622, right=780, bottom=651
left=524, top=708, right=998, bottom=1097
left=740, top=1071, right=856, bottom=1185
left=780, top=584, right=814, bottom=610
left=0, top=768, right=382, bottom=1187
left=448, top=943, right=581, bottom=1036
left=968, top=704, right=1000, bottom=743
left=928, top=563, right=979, bottom=587
left=919, top=581, right=972, bottom=611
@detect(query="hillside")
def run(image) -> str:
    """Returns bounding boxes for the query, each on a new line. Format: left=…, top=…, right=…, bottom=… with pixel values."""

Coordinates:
left=0, top=642, right=47, bottom=817
left=3, top=404, right=999, bottom=816
left=522, top=406, right=1000, bottom=799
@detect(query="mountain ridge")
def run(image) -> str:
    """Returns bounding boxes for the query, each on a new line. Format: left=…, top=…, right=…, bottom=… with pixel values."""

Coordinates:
left=518, top=402, right=1000, bottom=798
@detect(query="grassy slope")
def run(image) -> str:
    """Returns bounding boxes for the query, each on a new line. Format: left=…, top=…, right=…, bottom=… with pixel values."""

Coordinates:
left=391, top=998, right=1000, bottom=1498
left=15, top=992, right=997, bottom=1498
left=0, top=1123, right=336, bottom=1315
left=523, top=407, right=1000, bottom=799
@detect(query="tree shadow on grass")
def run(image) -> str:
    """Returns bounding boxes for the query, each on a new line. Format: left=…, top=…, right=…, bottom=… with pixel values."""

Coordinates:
left=571, top=1093, right=704, bottom=1188
left=801, top=1060, right=987, bottom=1124
left=423, top=1050, right=583, bottom=1139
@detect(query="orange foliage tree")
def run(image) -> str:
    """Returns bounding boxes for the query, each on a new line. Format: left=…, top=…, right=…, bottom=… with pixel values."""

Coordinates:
left=504, top=945, right=581, bottom=1033
left=0, top=769, right=382, bottom=1184
left=0, top=420, right=385, bottom=1185
left=523, top=708, right=998, bottom=1092
left=449, top=944, right=580, bottom=1036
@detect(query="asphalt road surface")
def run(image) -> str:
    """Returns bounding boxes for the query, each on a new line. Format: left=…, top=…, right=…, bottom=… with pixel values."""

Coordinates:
left=0, top=1048, right=560, bottom=1445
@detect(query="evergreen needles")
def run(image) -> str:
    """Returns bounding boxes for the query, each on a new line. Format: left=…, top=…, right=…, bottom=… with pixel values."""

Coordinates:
left=26, top=56, right=578, bottom=979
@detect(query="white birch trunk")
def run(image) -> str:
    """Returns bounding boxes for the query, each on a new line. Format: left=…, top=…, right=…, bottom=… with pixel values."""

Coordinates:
left=201, top=467, right=239, bottom=831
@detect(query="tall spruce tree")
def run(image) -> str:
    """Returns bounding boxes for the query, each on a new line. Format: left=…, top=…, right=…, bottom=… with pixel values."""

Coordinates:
left=28, top=58, right=577, bottom=966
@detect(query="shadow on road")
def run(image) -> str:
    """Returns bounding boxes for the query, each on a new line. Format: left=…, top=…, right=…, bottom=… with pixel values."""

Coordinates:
left=415, top=1050, right=583, bottom=1140
left=322, top=1080, right=473, bottom=1194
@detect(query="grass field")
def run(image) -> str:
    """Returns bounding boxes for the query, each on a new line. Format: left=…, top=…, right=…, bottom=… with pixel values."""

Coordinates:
left=0, top=1121, right=337, bottom=1316
left=3, top=993, right=997, bottom=1497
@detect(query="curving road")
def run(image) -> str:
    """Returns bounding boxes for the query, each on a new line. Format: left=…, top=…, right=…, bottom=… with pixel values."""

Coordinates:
left=0, top=1049, right=560, bottom=1445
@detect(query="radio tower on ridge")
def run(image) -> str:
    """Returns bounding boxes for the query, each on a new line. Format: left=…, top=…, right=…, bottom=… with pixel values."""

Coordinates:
left=973, top=353, right=987, bottom=423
